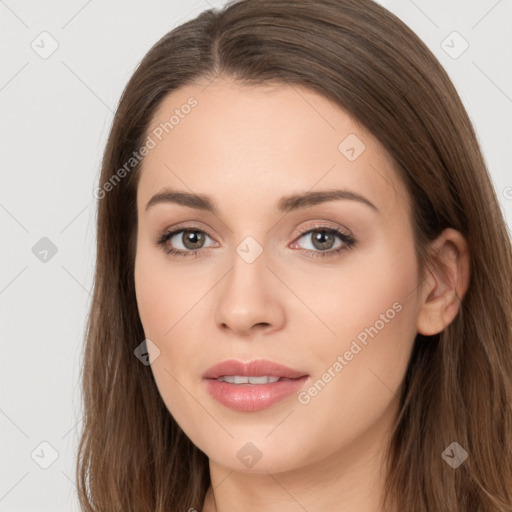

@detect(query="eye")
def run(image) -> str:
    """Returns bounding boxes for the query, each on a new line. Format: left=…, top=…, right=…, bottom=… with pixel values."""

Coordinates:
left=290, top=225, right=356, bottom=258
left=156, top=226, right=218, bottom=258
left=156, top=223, right=356, bottom=259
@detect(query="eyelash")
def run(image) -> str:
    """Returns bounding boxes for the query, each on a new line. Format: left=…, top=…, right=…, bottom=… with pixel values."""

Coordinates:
left=155, top=223, right=356, bottom=259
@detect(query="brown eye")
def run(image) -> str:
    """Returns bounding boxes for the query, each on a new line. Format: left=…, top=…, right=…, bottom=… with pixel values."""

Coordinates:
left=180, top=230, right=206, bottom=250
left=309, top=230, right=337, bottom=251
left=290, top=226, right=356, bottom=258
left=156, top=227, right=218, bottom=257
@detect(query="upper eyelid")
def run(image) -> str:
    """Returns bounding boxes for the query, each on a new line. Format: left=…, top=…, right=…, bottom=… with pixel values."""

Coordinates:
left=164, top=220, right=349, bottom=234
left=295, top=222, right=352, bottom=237
left=163, top=223, right=217, bottom=242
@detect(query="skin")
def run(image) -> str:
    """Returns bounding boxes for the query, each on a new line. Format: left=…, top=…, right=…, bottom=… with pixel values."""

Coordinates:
left=134, top=77, right=470, bottom=512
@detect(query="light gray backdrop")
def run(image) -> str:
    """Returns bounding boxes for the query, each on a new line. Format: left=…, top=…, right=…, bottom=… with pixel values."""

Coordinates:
left=1, top=0, right=511, bottom=510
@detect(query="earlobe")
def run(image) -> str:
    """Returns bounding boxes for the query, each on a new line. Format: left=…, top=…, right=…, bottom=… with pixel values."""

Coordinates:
left=416, top=228, right=471, bottom=336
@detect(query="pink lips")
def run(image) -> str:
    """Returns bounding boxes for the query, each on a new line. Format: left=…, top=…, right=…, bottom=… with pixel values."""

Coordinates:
left=202, top=359, right=309, bottom=412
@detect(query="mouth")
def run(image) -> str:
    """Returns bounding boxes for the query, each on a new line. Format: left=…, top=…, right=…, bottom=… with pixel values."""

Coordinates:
left=215, top=375, right=294, bottom=384
left=202, top=359, right=309, bottom=412
left=202, top=358, right=308, bottom=380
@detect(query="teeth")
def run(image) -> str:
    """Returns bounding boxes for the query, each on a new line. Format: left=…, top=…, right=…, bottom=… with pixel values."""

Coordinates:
left=217, top=375, right=281, bottom=384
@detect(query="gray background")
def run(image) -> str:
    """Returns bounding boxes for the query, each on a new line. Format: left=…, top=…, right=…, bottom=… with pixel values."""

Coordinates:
left=1, top=0, right=511, bottom=510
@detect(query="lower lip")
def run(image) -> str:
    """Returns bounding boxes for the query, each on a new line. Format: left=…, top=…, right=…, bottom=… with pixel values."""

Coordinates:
left=204, top=377, right=309, bottom=412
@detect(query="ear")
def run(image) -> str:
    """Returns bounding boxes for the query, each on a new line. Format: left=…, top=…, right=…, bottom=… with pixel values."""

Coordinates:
left=416, top=228, right=471, bottom=336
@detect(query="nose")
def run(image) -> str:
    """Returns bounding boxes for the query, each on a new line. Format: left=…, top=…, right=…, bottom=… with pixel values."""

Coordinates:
left=214, top=250, right=286, bottom=337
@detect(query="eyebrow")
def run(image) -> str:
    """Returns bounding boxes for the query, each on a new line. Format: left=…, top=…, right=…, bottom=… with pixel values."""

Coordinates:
left=145, top=188, right=379, bottom=214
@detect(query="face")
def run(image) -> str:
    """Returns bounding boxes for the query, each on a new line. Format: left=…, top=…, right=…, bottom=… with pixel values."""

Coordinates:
left=134, top=77, right=422, bottom=474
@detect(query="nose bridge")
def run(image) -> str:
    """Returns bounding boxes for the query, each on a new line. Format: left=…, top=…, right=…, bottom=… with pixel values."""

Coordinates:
left=224, top=235, right=270, bottom=305
left=214, top=233, right=285, bottom=334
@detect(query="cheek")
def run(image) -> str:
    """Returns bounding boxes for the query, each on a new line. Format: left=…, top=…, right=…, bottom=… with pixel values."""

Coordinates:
left=292, top=240, right=418, bottom=401
left=134, top=249, right=209, bottom=438
left=134, top=243, right=208, bottom=380
left=287, top=292, right=418, bottom=467
left=295, top=298, right=415, bottom=457
left=134, top=249, right=165, bottom=340
left=134, top=241, right=197, bottom=340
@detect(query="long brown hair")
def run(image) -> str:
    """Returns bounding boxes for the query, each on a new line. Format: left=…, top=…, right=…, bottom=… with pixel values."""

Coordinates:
left=76, top=0, right=512, bottom=510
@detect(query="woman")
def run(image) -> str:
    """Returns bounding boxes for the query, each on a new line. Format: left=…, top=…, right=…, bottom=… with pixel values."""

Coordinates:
left=77, top=0, right=512, bottom=510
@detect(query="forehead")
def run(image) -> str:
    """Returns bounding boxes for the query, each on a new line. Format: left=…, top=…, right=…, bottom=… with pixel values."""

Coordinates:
left=137, top=78, right=408, bottom=218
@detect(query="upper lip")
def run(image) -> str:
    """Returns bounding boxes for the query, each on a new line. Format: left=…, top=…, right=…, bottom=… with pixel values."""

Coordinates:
left=202, top=359, right=308, bottom=379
